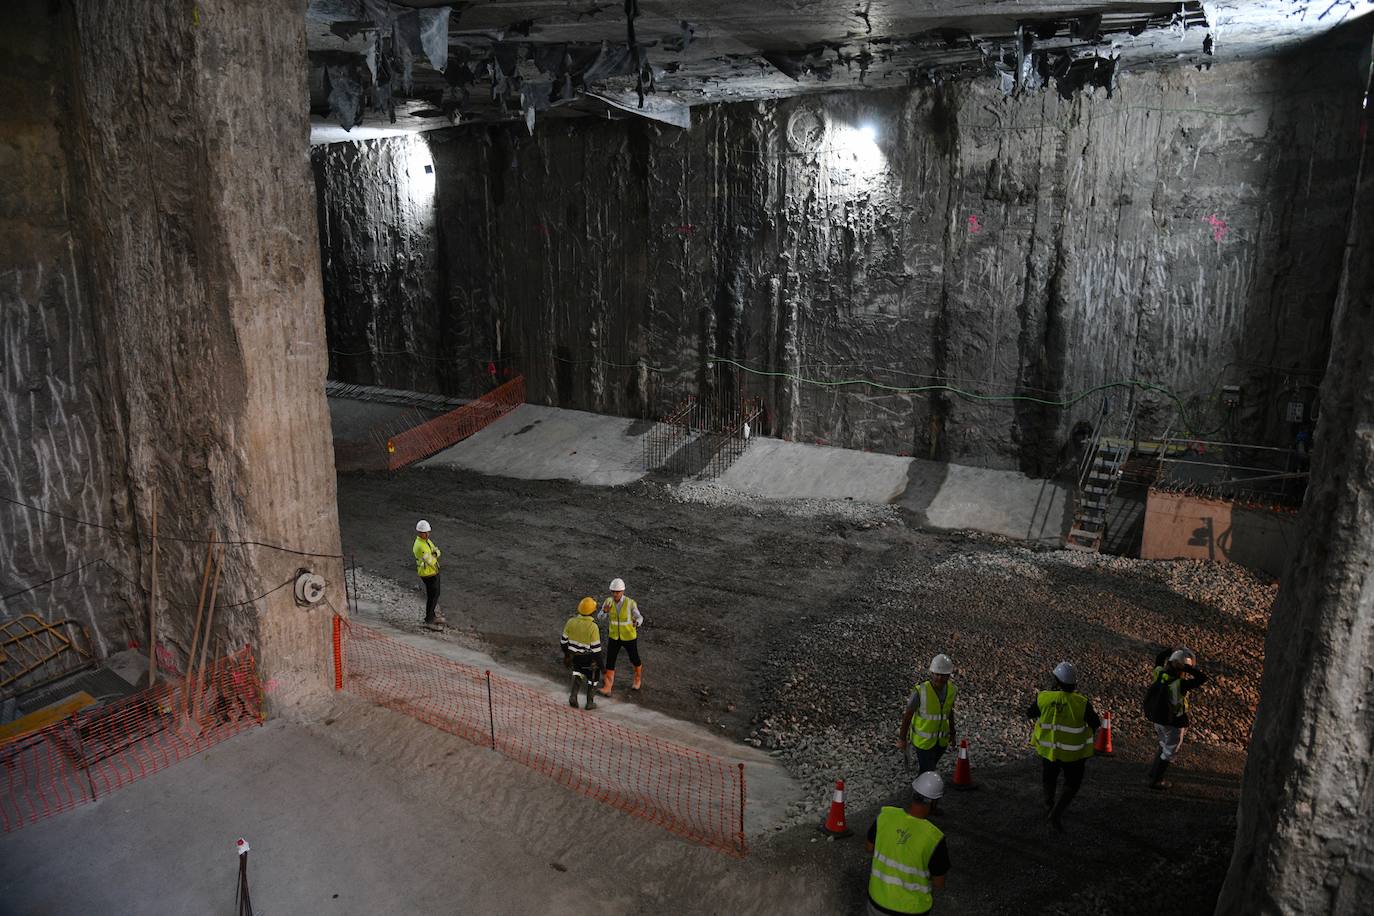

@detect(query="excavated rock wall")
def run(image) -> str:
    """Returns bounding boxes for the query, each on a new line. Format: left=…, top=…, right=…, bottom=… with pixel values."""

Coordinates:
left=1217, top=30, right=1374, bottom=916
left=1, top=0, right=341, bottom=691
left=315, top=135, right=442, bottom=391
left=318, top=47, right=1363, bottom=472
left=0, top=3, right=124, bottom=654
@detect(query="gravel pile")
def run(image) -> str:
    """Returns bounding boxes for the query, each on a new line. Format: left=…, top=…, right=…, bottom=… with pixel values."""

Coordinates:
left=665, top=480, right=900, bottom=525
left=751, top=540, right=1277, bottom=827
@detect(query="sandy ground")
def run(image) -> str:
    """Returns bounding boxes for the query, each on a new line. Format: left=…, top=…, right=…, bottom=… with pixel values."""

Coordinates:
left=336, top=463, right=1274, bottom=915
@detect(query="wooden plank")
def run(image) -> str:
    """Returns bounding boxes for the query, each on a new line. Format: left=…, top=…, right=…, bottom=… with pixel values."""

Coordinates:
left=0, top=691, right=98, bottom=746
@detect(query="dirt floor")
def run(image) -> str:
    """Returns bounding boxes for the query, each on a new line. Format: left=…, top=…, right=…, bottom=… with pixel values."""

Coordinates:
left=337, top=464, right=1276, bottom=916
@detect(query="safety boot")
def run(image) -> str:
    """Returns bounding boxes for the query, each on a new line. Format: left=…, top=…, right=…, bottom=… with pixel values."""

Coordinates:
left=599, top=669, right=615, bottom=696
left=584, top=680, right=597, bottom=710
left=1148, top=753, right=1172, bottom=790
left=632, top=664, right=643, bottom=691
left=569, top=675, right=580, bottom=708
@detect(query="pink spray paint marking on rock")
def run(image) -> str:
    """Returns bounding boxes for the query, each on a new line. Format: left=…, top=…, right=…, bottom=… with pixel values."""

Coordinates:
left=1204, top=214, right=1228, bottom=242
left=967, top=214, right=982, bottom=234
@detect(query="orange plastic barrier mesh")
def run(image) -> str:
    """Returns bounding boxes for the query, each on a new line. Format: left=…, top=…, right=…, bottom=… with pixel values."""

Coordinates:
left=335, top=618, right=746, bottom=856
left=386, top=376, right=526, bottom=470
left=1, top=647, right=263, bottom=833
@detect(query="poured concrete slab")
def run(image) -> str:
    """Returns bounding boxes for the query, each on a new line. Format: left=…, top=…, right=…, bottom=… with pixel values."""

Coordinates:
left=912, top=460, right=1071, bottom=544
left=714, top=437, right=1069, bottom=543
left=419, top=403, right=648, bottom=486
left=332, top=393, right=1069, bottom=543
left=714, top=437, right=911, bottom=503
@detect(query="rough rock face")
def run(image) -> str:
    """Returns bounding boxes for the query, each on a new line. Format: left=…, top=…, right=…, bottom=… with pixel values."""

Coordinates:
left=315, top=136, right=441, bottom=392
left=1, top=0, right=342, bottom=691
left=315, top=44, right=1364, bottom=472
left=1217, top=35, right=1374, bottom=916
left=0, top=3, right=123, bottom=653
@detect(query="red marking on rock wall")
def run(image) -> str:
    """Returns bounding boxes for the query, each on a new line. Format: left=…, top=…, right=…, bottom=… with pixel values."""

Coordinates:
left=1204, top=214, right=1228, bottom=241
left=967, top=214, right=982, bottom=233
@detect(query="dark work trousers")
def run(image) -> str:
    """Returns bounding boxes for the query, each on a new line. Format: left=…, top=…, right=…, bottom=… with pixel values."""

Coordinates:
left=914, top=744, right=947, bottom=774
left=1042, top=758, right=1086, bottom=814
left=605, top=638, right=641, bottom=671
left=421, top=573, right=440, bottom=621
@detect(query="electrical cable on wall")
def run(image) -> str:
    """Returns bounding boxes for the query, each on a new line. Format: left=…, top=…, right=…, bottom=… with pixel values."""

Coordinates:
left=703, top=356, right=1225, bottom=437
left=0, top=555, right=298, bottom=612
left=0, top=493, right=344, bottom=559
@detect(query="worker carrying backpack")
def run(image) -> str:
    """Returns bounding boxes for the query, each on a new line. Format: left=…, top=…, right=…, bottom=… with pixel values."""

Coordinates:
left=1142, top=649, right=1172, bottom=725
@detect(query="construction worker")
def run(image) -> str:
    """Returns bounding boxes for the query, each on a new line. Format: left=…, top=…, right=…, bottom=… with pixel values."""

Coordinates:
left=1026, top=661, right=1100, bottom=831
left=413, top=520, right=443, bottom=628
left=898, top=654, right=957, bottom=774
left=865, top=772, right=950, bottom=915
left=1147, top=647, right=1209, bottom=789
left=561, top=598, right=603, bottom=710
left=597, top=577, right=643, bottom=695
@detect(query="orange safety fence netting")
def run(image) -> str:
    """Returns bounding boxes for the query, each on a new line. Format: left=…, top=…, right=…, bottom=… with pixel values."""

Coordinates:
left=333, top=618, right=746, bottom=857
left=0, top=647, right=263, bottom=833
left=386, top=375, right=526, bottom=470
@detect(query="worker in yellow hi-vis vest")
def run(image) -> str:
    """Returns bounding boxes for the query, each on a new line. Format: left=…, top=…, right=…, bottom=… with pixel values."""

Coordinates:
left=561, top=598, right=603, bottom=710
left=865, top=772, right=950, bottom=915
left=1026, top=661, right=1100, bottom=832
left=597, top=577, right=643, bottom=696
left=899, top=654, right=957, bottom=774
left=413, top=520, right=444, bottom=629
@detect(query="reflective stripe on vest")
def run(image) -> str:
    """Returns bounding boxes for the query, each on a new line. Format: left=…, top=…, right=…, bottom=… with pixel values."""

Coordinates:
left=908, top=681, right=957, bottom=750
left=1033, top=690, right=1094, bottom=762
left=561, top=617, right=602, bottom=654
left=604, top=596, right=638, bottom=641
left=868, top=806, right=942, bottom=914
left=413, top=537, right=440, bottom=577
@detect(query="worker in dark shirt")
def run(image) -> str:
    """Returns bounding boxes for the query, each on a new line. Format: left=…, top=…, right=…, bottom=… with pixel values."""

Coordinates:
left=1147, top=647, right=1209, bottom=789
left=865, top=772, right=951, bottom=915
left=1025, top=661, right=1101, bottom=832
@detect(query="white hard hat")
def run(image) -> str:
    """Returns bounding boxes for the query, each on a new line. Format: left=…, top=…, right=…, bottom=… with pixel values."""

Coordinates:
left=609, top=578, right=625, bottom=592
left=1168, top=648, right=1196, bottom=666
left=912, top=771, right=944, bottom=801
left=929, top=654, right=954, bottom=675
left=415, top=520, right=431, bottom=533
left=1053, top=661, right=1077, bottom=686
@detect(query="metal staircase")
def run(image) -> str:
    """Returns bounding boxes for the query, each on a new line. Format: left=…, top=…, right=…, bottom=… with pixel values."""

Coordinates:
left=1065, top=403, right=1139, bottom=553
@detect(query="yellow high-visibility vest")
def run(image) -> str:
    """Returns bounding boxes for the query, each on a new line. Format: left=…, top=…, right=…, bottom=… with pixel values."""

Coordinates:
left=602, top=596, right=639, bottom=641
left=908, top=681, right=957, bottom=750
left=869, top=806, right=942, bottom=914
left=561, top=616, right=602, bottom=655
left=1033, top=690, right=1094, bottom=762
left=413, top=537, right=440, bottom=577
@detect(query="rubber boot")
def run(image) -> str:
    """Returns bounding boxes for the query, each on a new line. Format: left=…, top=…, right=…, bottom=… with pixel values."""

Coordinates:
left=1050, top=785, right=1079, bottom=832
left=583, top=678, right=596, bottom=710
left=1149, top=754, right=1172, bottom=790
left=599, top=669, right=615, bottom=696
left=632, top=665, right=643, bottom=691
left=569, top=675, right=581, bottom=708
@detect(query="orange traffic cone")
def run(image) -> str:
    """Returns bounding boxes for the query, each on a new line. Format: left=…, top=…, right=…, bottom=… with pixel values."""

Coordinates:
left=1094, top=711, right=1114, bottom=755
left=952, top=739, right=976, bottom=790
left=819, top=779, right=853, bottom=837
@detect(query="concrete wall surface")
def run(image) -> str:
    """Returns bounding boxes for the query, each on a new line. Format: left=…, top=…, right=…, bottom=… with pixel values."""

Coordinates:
left=0, top=1, right=342, bottom=692
left=1140, top=490, right=1298, bottom=578
left=315, top=41, right=1369, bottom=473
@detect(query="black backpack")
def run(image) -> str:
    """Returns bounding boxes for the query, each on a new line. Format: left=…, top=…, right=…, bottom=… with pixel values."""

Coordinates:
left=1142, top=673, right=1172, bottom=725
